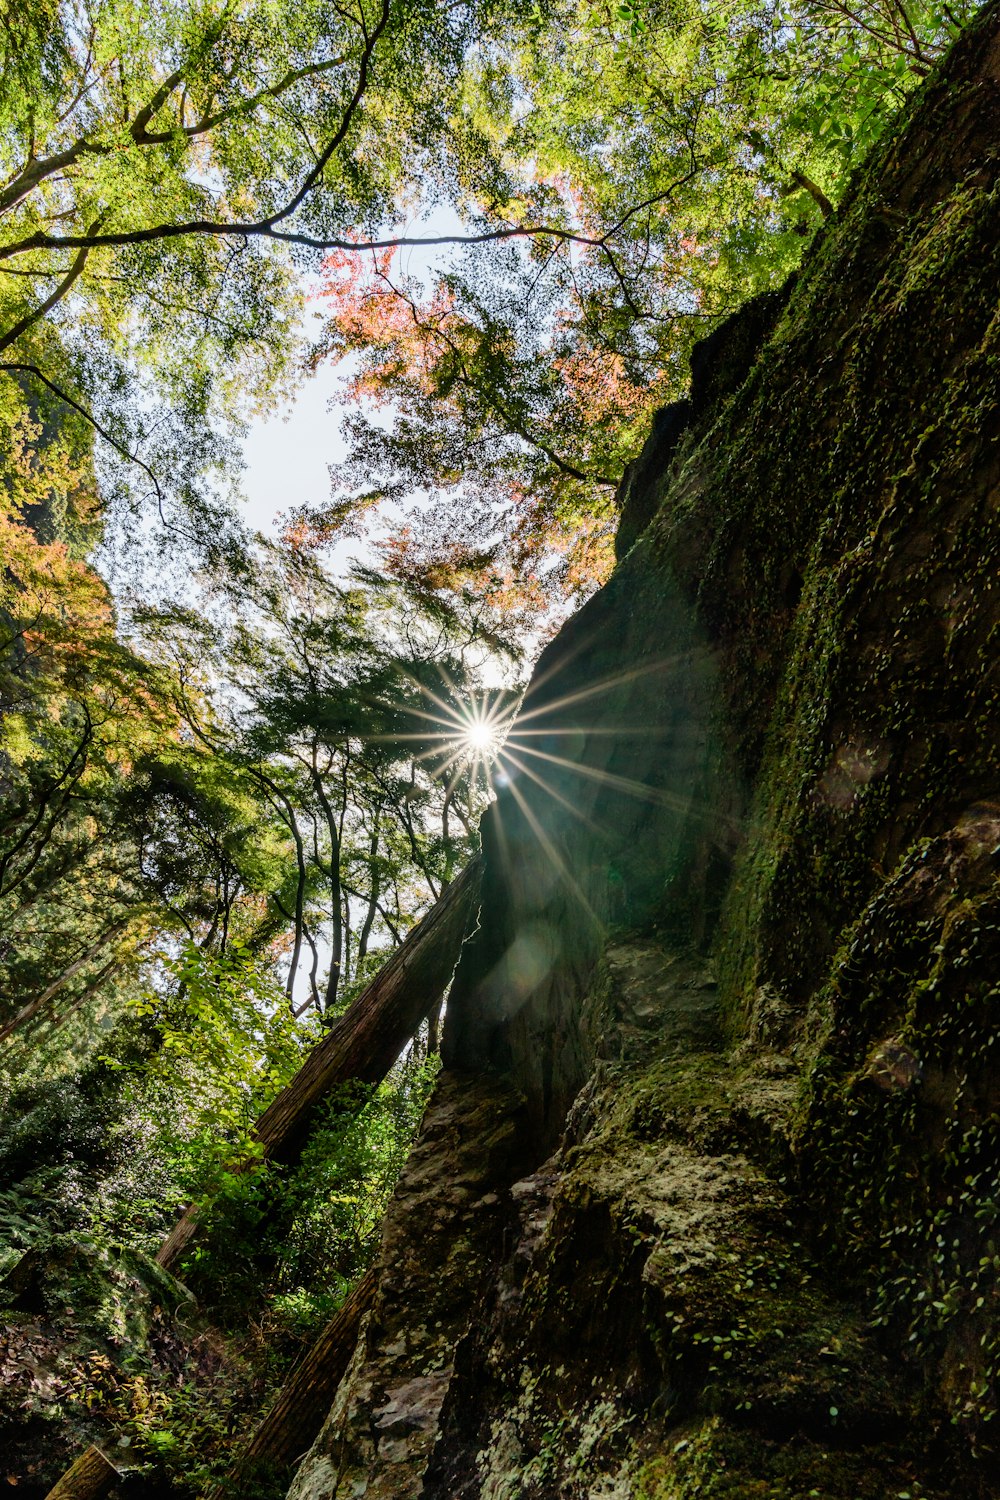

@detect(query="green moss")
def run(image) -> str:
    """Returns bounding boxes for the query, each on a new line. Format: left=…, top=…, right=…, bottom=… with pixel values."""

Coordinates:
left=636, top=1419, right=934, bottom=1500
left=794, top=838, right=1000, bottom=1432
left=619, top=10, right=1000, bottom=1446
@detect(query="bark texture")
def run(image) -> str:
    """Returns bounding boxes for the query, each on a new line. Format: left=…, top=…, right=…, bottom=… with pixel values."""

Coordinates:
left=42, top=1447, right=119, bottom=1500
left=287, top=9, right=1000, bottom=1498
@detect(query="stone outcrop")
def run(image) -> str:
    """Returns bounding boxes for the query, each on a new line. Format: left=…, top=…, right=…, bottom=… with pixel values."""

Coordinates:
left=288, top=7, right=1000, bottom=1496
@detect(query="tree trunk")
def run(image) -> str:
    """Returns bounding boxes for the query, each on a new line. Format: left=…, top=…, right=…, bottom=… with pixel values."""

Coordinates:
left=356, top=819, right=380, bottom=966
left=309, top=748, right=343, bottom=1015
left=255, top=770, right=309, bottom=1005
left=156, top=856, right=481, bottom=1272
left=207, top=1266, right=377, bottom=1498
left=43, top=1447, right=120, bottom=1500
left=427, top=998, right=442, bottom=1056
left=256, top=852, right=481, bottom=1154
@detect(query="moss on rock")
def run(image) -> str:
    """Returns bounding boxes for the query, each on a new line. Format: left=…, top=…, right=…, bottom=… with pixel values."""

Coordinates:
left=290, top=9, right=1000, bottom=1496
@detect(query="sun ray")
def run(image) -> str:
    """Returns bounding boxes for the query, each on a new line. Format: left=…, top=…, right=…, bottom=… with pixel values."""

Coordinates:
left=505, top=724, right=671, bottom=738
left=501, top=771, right=603, bottom=931
left=512, top=649, right=708, bottom=726
left=363, top=671, right=515, bottom=783
left=507, top=739, right=741, bottom=834
left=507, top=739, right=703, bottom=818
left=500, top=744, right=609, bottom=840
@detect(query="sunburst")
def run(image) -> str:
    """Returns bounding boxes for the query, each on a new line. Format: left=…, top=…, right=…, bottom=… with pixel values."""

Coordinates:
left=370, top=647, right=727, bottom=849
left=450, top=704, right=507, bottom=760
left=368, top=673, right=514, bottom=785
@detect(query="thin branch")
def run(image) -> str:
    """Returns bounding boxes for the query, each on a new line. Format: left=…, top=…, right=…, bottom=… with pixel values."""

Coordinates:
left=0, top=243, right=90, bottom=352
left=891, top=0, right=928, bottom=63
left=0, top=362, right=174, bottom=530
left=0, top=12, right=330, bottom=216
left=129, top=63, right=187, bottom=141
left=790, top=169, right=834, bottom=218
left=0, top=1, right=382, bottom=255
left=138, top=53, right=352, bottom=143
left=53, top=26, right=99, bottom=127
left=94, top=273, right=255, bottom=338
left=600, top=162, right=702, bottom=244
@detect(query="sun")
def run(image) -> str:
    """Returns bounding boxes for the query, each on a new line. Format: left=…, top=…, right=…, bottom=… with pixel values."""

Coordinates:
left=461, top=714, right=501, bottom=757
left=378, top=676, right=512, bottom=780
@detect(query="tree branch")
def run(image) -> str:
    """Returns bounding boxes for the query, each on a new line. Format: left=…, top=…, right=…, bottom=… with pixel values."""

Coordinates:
left=0, top=361, right=173, bottom=528
left=0, top=243, right=90, bottom=352
left=0, top=710, right=93, bottom=903
left=790, top=169, right=834, bottom=218
left=137, top=53, right=352, bottom=143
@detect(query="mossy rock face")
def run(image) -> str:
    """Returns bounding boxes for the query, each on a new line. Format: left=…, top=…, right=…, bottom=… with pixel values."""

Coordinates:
left=456, top=948, right=945, bottom=1498
left=439, top=0, right=1000, bottom=1450
left=634, top=1421, right=932, bottom=1500
left=295, top=10, right=1000, bottom=1498
left=796, top=811, right=1000, bottom=1430
left=2, top=1233, right=191, bottom=1340
left=297, top=946, right=986, bottom=1498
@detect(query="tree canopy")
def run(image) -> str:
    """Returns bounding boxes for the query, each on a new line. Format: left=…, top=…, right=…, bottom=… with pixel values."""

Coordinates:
left=1, top=1, right=974, bottom=582
left=301, top=0, right=977, bottom=603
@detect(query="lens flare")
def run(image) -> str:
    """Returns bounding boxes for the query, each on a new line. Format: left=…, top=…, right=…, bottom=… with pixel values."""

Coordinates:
left=367, top=650, right=725, bottom=853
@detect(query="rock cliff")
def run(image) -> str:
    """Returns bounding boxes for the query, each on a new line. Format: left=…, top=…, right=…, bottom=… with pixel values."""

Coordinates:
left=288, top=7, right=1000, bottom=1497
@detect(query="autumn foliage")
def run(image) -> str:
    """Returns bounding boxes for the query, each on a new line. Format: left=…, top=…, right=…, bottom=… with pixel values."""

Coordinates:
left=285, top=240, right=672, bottom=626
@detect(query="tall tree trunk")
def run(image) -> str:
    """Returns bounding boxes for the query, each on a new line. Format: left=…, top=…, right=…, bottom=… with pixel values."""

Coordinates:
left=303, top=915, right=322, bottom=1011
left=356, top=818, right=380, bottom=965
left=256, top=771, right=309, bottom=1006
left=309, top=749, right=343, bottom=1015
left=342, top=887, right=352, bottom=992
left=155, top=856, right=481, bottom=1273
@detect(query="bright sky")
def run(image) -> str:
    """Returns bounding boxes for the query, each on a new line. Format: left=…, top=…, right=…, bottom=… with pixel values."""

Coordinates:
left=240, top=354, right=347, bottom=538
left=239, top=204, right=467, bottom=551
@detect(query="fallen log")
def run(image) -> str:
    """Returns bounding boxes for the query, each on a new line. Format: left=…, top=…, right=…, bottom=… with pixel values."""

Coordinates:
left=43, top=1446, right=120, bottom=1500
left=207, top=1265, right=378, bottom=1498
left=156, top=857, right=481, bottom=1272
